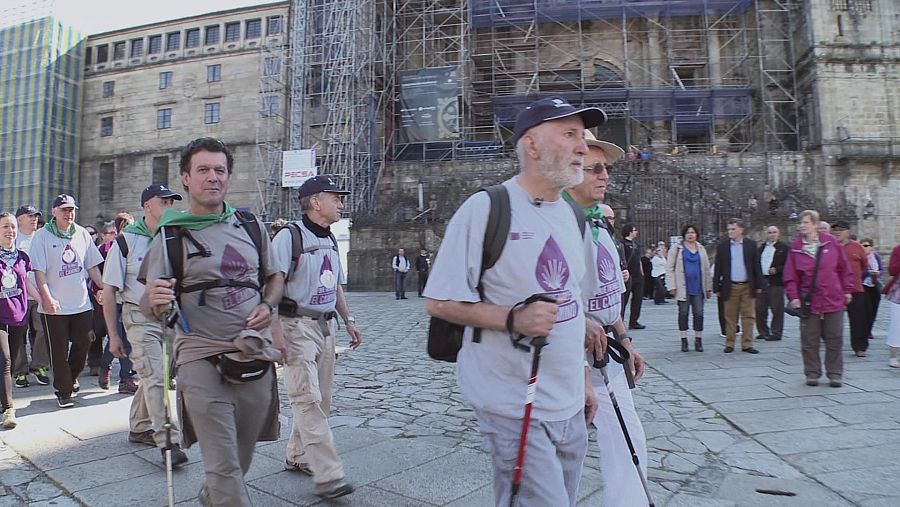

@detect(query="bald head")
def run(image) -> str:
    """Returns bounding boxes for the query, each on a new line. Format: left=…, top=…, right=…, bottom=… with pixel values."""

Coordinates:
left=818, top=221, right=830, bottom=233
left=765, top=225, right=780, bottom=243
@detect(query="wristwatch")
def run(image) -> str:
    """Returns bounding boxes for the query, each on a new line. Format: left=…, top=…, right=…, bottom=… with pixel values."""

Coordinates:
left=345, top=316, right=356, bottom=325
left=262, top=301, right=276, bottom=314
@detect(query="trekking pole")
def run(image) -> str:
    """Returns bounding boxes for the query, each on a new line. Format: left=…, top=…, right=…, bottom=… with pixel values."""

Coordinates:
left=159, top=226, right=178, bottom=507
left=595, top=338, right=655, bottom=507
left=509, top=294, right=556, bottom=507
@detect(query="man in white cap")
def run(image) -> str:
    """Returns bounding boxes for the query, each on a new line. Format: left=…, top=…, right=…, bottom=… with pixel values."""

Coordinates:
left=29, top=194, right=104, bottom=408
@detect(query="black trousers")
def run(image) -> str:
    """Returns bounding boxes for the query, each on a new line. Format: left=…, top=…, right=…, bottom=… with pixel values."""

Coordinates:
left=622, top=278, right=644, bottom=325
left=756, top=280, right=785, bottom=339
left=417, top=270, right=429, bottom=296
left=653, top=276, right=666, bottom=304
left=43, top=310, right=93, bottom=398
left=864, top=285, right=882, bottom=339
left=847, top=292, right=870, bottom=353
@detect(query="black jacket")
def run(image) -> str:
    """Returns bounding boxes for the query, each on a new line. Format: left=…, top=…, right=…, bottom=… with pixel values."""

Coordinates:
left=622, top=238, right=643, bottom=276
left=714, top=237, right=763, bottom=300
left=758, top=240, right=788, bottom=286
left=415, top=254, right=429, bottom=272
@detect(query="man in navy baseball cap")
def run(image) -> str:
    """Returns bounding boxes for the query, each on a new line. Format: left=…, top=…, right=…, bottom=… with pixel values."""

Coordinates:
left=140, top=183, right=183, bottom=206
left=51, top=194, right=78, bottom=209
left=512, top=96, right=607, bottom=144
left=297, top=175, right=351, bottom=199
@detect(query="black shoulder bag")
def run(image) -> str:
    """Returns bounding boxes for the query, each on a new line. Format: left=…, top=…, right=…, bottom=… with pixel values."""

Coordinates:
left=785, top=246, right=824, bottom=319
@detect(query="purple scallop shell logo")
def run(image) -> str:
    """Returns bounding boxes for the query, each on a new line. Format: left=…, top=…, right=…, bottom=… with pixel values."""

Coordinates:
left=536, top=236, right=569, bottom=291
left=221, top=244, right=250, bottom=280
left=597, top=245, right=618, bottom=283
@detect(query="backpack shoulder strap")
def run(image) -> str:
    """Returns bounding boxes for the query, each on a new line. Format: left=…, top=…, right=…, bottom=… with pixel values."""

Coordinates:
left=564, top=198, right=587, bottom=239
left=286, top=222, right=304, bottom=282
left=472, top=184, right=511, bottom=344
left=162, top=225, right=185, bottom=286
left=115, top=234, right=129, bottom=258
left=234, top=211, right=265, bottom=289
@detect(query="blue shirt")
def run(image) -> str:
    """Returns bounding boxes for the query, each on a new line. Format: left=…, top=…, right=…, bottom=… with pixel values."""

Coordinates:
left=730, top=239, right=748, bottom=282
left=683, top=248, right=702, bottom=296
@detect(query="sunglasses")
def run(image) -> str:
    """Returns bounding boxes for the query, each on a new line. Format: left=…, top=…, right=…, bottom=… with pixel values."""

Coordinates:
left=584, top=163, right=612, bottom=174
left=862, top=244, right=871, bottom=247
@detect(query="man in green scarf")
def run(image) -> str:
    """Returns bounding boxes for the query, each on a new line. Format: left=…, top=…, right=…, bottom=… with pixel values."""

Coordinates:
left=141, top=138, right=285, bottom=507
left=30, top=194, right=104, bottom=408
left=102, top=183, right=187, bottom=467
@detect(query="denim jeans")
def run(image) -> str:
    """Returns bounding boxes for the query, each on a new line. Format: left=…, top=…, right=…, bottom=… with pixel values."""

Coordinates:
left=678, top=295, right=705, bottom=332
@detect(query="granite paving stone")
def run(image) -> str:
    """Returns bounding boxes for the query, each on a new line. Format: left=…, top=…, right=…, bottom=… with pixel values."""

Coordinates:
left=0, top=294, right=895, bottom=505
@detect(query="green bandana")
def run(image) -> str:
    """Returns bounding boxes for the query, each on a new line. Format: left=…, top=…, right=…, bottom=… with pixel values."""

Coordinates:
left=562, top=192, right=604, bottom=242
left=156, top=203, right=237, bottom=234
left=124, top=218, right=154, bottom=238
left=45, top=218, right=76, bottom=240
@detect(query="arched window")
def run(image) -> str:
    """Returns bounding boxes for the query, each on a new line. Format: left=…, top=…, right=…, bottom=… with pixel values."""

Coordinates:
left=594, top=62, right=624, bottom=87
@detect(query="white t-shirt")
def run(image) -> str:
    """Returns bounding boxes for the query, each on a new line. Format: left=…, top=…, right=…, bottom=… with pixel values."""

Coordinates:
left=30, top=224, right=102, bottom=315
left=425, top=177, right=588, bottom=422
left=15, top=231, right=35, bottom=301
left=272, top=220, right=346, bottom=314
left=102, top=231, right=152, bottom=305
left=583, top=223, right=626, bottom=381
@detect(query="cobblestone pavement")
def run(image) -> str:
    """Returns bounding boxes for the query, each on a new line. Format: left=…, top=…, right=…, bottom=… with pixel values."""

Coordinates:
left=0, top=292, right=897, bottom=506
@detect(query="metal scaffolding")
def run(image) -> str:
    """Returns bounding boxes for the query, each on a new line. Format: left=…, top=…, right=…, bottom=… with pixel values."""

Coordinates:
left=255, top=36, right=289, bottom=220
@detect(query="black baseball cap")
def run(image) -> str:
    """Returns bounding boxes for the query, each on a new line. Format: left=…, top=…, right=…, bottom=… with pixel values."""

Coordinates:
left=511, top=96, right=607, bottom=144
left=831, top=220, right=851, bottom=231
left=298, top=175, right=351, bottom=199
left=52, top=194, right=78, bottom=209
left=141, top=183, right=182, bottom=206
left=14, top=205, right=41, bottom=217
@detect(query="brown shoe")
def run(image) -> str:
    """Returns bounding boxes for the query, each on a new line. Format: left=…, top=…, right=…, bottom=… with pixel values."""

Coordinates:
left=162, top=445, right=189, bottom=468
left=128, top=430, right=156, bottom=446
left=118, top=378, right=138, bottom=395
left=99, top=370, right=111, bottom=390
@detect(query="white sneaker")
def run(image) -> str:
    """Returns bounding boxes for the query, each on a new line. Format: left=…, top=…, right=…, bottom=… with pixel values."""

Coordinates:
left=889, top=357, right=900, bottom=368
left=1, top=408, right=16, bottom=429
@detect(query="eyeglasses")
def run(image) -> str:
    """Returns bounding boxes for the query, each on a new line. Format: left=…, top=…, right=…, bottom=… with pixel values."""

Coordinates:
left=87, top=230, right=97, bottom=236
left=584, top=163, right=612, bottom=174
left=862, top=244, right=871, bottom=247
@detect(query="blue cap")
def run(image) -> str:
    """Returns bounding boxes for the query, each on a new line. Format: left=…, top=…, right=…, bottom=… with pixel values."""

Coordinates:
left=298, top=175, right=351, bottom=199
left=141, top=183, right=182, bottom=205
left=512, top=96, right=607, bottom=144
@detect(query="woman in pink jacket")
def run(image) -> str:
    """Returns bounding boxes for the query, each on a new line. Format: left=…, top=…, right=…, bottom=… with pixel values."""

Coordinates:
left=883, top=244, right=900, bottom=367
left=783, top=210, right=855, bottom=388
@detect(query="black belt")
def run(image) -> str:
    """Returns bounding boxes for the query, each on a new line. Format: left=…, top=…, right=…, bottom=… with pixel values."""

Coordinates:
left=732, top=281, right=749, bottom=284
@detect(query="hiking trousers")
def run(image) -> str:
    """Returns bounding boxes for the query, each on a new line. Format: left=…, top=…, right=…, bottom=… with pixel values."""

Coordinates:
left=475, top=407, right=587, bottom=507
left=122, top=303, right=181, bottom=448
left=591, top=368, right=648, bottom=507
left=178, top=358, right=273, bottom=507
left=282, top=316, right=344, bottom=485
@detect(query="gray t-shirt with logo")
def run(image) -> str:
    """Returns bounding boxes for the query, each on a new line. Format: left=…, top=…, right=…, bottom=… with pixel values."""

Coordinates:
left=30, top=225, right=102, bottom=315
left=141, top=215, right=277, bottom=348
left=272, top=220, right=345, bottom=314
left=425, top=177, right=589, bottom=422
left=584, top=224, right=626, bottom=381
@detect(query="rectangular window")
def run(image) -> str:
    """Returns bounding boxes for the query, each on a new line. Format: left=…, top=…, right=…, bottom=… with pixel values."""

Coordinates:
left=261, top=94, right=280, bottom=117
left=113, top=41, right=126, bottom=60
left=185, top=28, right=200, bottom=48
left=96, top=44, right=108, bottom=63
left=205, top=25, right=220, bottom=45
left=159, top=71, right=173, bottom=89
left=157, top=108, right=172, bottom=129
left=166, top=32, right=181, bottom=51
left=85, top=47, right=92, bottom=65
left=207, top=64, right=221, bottom=83
left=246, top=19, right=261, bottom=39
left=100, top=117, right=113, bottom=137
left=267, top=16, right=282, bottom=35
left=148, top=35, right=162, bottom=54
left=102, top=81, right=114, bottom=98
left=130, top=38, right=144, bottom=57
left=99, top=162, right=115, bottom=202
left=152, top=156, right=169, bottom=184
left=225, top=22, right=241, bottom=42
left=263, top=56, right=280, bottom=76
left=204, top=102, right=220, bottom=124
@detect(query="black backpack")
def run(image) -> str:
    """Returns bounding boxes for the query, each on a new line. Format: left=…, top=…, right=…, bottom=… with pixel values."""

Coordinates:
left=426, top=185, right=586, bottom=362
left=280, top=222, right=338, bottom=283
left=115, top=234, right=129, bottom=258
left=162, top=210, right=265, bottom=307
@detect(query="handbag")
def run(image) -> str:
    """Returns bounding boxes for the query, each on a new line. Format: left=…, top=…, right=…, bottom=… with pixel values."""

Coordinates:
left=785, top=245, right=824, bottom=319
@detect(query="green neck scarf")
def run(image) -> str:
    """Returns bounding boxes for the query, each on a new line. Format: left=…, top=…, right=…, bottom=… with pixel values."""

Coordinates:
left=562, top=192, right=604, bottom=242
left=123, top=218, right=154, bottom=238
left=156, top=203, right=237, bottom=234
left=45, top=218, right=76, bottom=240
